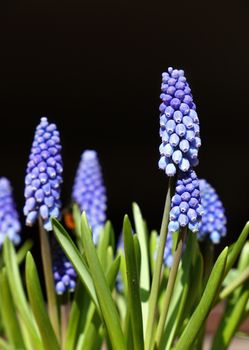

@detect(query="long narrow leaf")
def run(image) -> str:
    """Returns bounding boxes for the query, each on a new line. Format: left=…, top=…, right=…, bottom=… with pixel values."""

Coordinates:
left=0, top=270, right=25, bottom=349
left=132, top=203, right=150, bottom=330
left=3, top=239, right=42, bottom=350
left=225, top=221, right=249, bottom=275
left=64, top=282, right=88, bottom=350
left=212, top=282, right=249, bottom=350
left=25, top=252, right=60, bottom=350
left=123, top=215, right=144, bottom=350
left=52, top=218, right=99, bottom=310
left=16, top=239, right=33, bottom=264
left=174, top=247, right=228, bottom=350
left=81, top=212, right=126, bottom=350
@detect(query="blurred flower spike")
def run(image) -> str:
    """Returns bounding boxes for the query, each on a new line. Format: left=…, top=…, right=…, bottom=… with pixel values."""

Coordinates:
left=0, top=177, right=21, bottom=248
left=52, top=239, right=77, bottom=295
left=198, top=179, right=227, bottom=244
left=23, top=117, right=63, bottom=231
left=159, top=67, right=201, bottom=176
left=72, top=150, right=107, bottom=244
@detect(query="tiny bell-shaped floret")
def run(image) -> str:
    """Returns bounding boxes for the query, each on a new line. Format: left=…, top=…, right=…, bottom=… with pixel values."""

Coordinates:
left=23, top=117, right=63, bottom=231
left=0, top=177, right=21, bottom=248
left=159, top=68, right=201, bottom=176
left=168, top=170, right=203, bottom=233
left=198, top=179, right=227, bottom=244
left=72, top=150, right=107, bottom=244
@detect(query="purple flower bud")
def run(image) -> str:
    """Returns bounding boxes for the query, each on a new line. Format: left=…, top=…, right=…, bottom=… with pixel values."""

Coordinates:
left=0, top=178, right=21, bottom=248
left=24, top=117, right=62, bottom=230
left=165, top=163, right=176, bottom=176
left=72, top=150, right=107, bottom=244
left=159, top=68, right=201, bottom=176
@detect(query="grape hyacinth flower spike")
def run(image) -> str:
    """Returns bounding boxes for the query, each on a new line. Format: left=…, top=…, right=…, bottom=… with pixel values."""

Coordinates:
left=168, top=170, right=204, bottom=234
left=23, top=117, right=63, bottom=231
left=52, top=238, right=77, bottom=295
left=72, top=150, right=107, bottom=244
left=0, top=177, right=21, bottom=248
left=158, top=67, right=201, bottom=176
left=198, top=179, right=227, bottom=244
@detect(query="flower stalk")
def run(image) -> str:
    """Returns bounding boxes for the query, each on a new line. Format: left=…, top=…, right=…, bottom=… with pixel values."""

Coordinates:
left=38, top=217, right=60, bottom=342
left=154, top=226, right=187, bottom=349
left=145, top=177, right=174, bottom=350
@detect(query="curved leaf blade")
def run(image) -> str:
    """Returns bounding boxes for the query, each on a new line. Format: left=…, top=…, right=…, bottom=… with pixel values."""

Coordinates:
left=81, top=212, right=126, bottom=350
left=174, top=247, right=228, bottom=350
left=25, top=252, right=60, bottom=350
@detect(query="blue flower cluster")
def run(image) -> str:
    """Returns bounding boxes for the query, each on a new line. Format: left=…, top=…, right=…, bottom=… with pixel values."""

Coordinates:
left=24, top=117, right=63, bottom=231
left=72, top=150, right=107, bottom=244
left=198, top=179, right=227, bottom=243
left=168, top=170, right=203, bottom=233
left=158, top=67, right=201, bottom=176
left=52, top=239, right=77, bottom=295
left=0, top=178, right=21, bottom=248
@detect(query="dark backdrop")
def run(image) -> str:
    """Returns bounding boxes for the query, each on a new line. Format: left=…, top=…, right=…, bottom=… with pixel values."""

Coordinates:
left=0, top=0, right=248, bottom=248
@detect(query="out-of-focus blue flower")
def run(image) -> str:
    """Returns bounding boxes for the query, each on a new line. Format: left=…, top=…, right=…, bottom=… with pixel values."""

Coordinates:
left=23, top=117, right=63, bottom=231
left=52, top=238, right=77, bottom=295
left=0, top=177, right=21, bottom=248
left=198, top=179, right=227, bottom=244
left=168, top=170, right=203, bottom=233
left=158, top=67, right=201, bottom=176
left=72, top=150, right=107, bottom=244
left=116, top=234, right=124, bottom=293
left=163, top=234, right=173, bottom=267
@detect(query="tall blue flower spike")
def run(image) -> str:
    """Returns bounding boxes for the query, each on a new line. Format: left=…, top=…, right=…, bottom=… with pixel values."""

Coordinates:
left=0, top=177, right=21, bottom=248
left=158, top=67, right=201, bottom=176
left=52, top=238, right=77, bottom=295
left=72, top=150, right=107, bottom=244
left=198, top=179, right=227, bottom=244
left=23, top=117, right=63, bottom=231
left=168, top=170, right=203, bottom=233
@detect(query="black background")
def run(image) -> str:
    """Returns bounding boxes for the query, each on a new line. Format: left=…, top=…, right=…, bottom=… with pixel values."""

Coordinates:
left=0, top=0, right=248, bottom=249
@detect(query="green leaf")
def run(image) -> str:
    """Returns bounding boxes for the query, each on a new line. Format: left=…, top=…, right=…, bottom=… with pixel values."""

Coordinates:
left=0, top=337, right=15, bottom=350
left=81, top=212, right=126, bottom=350
left=132, top=203, right=150, bottom=329
left=77, top=251, right=121, bottom=350
left=16, top=239, right=33, bottom=264
left=212, top=281, right=249, bottom=350
left=0, top=269, right=25, bottom=349
left=52, top=218, right=99, bottom=310
left=64, top=282, right=89, bottom=350
left=123, top=215, right=144, bottom=350
left=25, top=252, right=60, bottom=350
left=162, top=232, right=200, bottom=350
left=97, top=221, right=113, bottom=271
left=149, top=230, right=158, bottom=275
left=3, top=239, right=42, bottom=350
left=174, top=247, right=228, bottom=350
left=225, top=221, right=249, bottom=275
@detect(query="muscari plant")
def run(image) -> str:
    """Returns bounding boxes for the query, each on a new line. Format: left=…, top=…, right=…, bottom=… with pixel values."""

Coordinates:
left=0, top=68, right=248, bottom=350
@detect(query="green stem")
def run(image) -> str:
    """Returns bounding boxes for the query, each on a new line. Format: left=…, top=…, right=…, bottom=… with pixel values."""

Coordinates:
left=145, top=177, right=174, bottom=350
left=219, top=266, right=249, bottom=300
left=154, top=227, right=187, bottom=349
left=38, top=217, right=60, bottom=342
